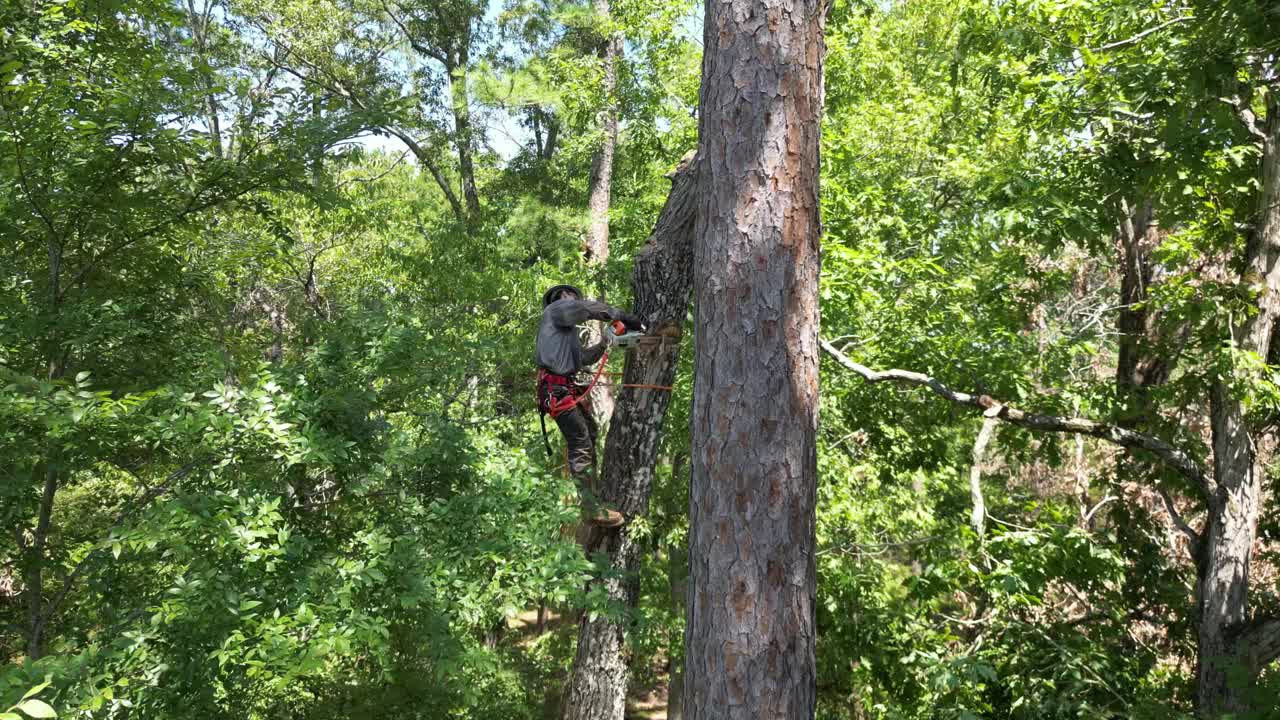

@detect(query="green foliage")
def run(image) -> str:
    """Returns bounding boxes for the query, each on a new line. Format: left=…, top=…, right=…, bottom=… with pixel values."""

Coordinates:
left=4, top=0, right=1278, bottom=716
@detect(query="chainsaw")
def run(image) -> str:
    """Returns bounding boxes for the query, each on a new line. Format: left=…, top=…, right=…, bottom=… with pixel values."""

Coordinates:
left=610, top=320, right=648, bottom=348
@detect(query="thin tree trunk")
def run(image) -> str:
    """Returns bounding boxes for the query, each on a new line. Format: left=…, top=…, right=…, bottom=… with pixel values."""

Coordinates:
left=25, top=461, right=57, bottom=659
left=684, top=0, right=824, bottom=716
left=559, top=154, right=698, bottom=720
left=584, top=0, right=622, bottom=428
left=186, top=0, right=222, bottom=159
left=447, top=58, right=481, bottom=217
left=667, top=462, right=688, bottom=720
left=584, top=0, right=619, bottom=270
left=1195, top=91, right=1280, bottom=718
left=25, top=236, right=66, bottom=659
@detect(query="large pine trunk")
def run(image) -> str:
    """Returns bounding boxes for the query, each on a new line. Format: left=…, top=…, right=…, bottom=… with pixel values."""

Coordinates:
left=1196, top=92, right=1280, bottom=717
left=684, top=0, right=824, bottom=717
left=559, top=154, right=698, bottom=720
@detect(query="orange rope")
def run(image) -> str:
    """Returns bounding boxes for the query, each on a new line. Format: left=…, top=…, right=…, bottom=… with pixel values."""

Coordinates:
left=599, top=383, right=674, bottom=391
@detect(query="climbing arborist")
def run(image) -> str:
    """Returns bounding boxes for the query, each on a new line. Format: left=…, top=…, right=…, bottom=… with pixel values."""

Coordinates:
left=536, top=284, right=646, bottom=527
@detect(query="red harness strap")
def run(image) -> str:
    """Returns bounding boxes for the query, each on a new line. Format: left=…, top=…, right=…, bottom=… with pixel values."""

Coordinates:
left=537, top=351, right=610, bottom=419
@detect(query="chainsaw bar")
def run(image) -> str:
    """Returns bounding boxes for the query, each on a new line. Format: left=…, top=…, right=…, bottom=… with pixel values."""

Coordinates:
left=612, top=331, right=648, bottom=348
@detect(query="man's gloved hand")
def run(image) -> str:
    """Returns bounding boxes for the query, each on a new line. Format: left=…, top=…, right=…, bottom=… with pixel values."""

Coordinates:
left=619, top=312, right=647, bottom=333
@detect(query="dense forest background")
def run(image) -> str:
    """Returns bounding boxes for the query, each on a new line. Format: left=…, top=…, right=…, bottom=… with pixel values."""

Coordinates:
left=3, top=0, right=1279, bottom=717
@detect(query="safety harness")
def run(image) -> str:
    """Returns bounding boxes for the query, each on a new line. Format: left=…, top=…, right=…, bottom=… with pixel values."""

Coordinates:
left=536, top=350, right=610, bottom=457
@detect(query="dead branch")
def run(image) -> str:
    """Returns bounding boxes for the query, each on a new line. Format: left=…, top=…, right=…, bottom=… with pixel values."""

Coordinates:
left=820, top=338, right=1210, bottom=495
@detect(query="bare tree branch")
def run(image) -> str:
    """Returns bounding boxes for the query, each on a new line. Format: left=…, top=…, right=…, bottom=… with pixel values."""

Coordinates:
left=1157, top=487, right=1203, bottom=557
left=335, top=149, right=409, bottom=189
left=1096, top=16, right=1194, bottom=52
left=820, top=338, right=1210, bottom=493
left=1220, top=96, right=1269, bottom=142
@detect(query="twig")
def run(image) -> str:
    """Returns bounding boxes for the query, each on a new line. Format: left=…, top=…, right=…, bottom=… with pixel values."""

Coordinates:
left=1082, top=495, right=1118, bottom=526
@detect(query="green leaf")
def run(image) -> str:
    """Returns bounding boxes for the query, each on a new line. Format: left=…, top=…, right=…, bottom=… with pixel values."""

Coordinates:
left=20, top=681, right=51, bottom=702
left=16, top=699, right=56, bottom=718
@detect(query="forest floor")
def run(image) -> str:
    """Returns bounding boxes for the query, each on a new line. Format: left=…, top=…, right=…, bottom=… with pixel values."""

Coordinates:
left=508, top=608, right=672, bottom=720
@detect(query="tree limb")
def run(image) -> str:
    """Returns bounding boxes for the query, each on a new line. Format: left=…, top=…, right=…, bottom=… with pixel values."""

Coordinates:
left=381, top=0, right=451, bottom=67
left=1095, top=16, right=1194, bottom=52
left=1156, top=487, right=1202, bottom=558
left=1220, top=95, right=1268, bottom=142
left=380, top=127, right=465, bottom=221
left=820, top=338, right=1210, bottom=493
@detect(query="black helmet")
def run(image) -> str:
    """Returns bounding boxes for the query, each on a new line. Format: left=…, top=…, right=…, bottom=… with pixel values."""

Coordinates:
left=542, top=284, right=584, bottom=307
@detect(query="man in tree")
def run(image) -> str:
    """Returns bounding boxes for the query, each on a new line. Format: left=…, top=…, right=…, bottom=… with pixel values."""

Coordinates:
left=536, top=284, right=646, bottom=527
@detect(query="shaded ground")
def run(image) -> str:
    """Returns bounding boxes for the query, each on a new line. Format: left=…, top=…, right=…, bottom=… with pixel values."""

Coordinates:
left=505, top=608, right=671, bottom=720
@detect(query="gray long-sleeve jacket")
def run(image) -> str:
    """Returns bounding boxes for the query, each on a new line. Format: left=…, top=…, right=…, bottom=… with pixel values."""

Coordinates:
left=535, top=298, right=623, bottom=376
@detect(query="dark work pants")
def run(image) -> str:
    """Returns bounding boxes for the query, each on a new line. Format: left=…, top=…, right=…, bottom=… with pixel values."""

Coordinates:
left=553, top=400, right=600, bottom=505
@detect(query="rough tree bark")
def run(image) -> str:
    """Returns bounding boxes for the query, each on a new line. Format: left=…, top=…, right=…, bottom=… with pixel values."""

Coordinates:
left=1197, top=88, right=1280, bottom=718
left=684, top=0, right=824, bottom=717
left=583, top=0, right=623, bottom=429
left=559, top=153, right=698, bottom=720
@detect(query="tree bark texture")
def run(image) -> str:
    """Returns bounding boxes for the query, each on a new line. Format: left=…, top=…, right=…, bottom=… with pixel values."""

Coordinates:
left=1116, top=199, right=1174, bottom=396
left=684, top=0, right=824, bottom=717
left=584, top=0, right=622, bottom=429
left=559, top=154, right=698, bottom=720
left=585, top=0, right=619, bottom=270
left=1196, top=91, right=1280, bottom=718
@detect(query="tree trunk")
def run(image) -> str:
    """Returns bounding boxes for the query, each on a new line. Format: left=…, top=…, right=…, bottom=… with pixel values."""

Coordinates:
left=584, top=0, right=619, bottom=270
left=559, top=154, right=698, bottom=720
left=24, top=461, right=57, bottom=660
left=447, top=57, right=481, bottom=218
left=1116, top=199, right=1172, bottom=397
left=1196, top=91, right=1280, bottom=718
left=542, top=109, right=560, bottom=162
left=25, top=237, right=67, bottom=660
left=584, top=0, right=622, bottom=429
left=684, top=0, right=824, bottom=716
